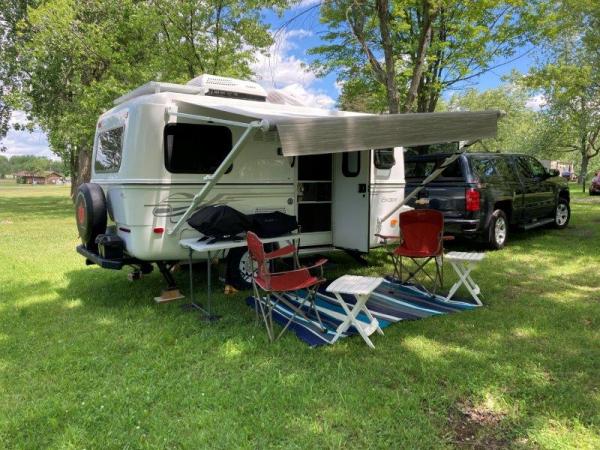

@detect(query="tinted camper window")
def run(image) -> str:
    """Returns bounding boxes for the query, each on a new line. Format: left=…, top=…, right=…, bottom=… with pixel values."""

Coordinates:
left=374, top=148, right=395, bottom=169
left=95, top=127, right=124, bottom=173
left=342, top=151, right=361, bottom=177
left=164, top=123, right=233, bottom=174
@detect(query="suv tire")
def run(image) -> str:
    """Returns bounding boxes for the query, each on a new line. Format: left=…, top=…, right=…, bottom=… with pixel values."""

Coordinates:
left=486, top=209, right=508, bottom=250
left=553, top=198, right=570, bottom=229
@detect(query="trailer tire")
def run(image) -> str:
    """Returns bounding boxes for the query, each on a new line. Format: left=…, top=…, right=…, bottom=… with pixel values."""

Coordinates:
left=226, top=247, right=254, bottom=290
left=75, top=183, right=107, bottom=253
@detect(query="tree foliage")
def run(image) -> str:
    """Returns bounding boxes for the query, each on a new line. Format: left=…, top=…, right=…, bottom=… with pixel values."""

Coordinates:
left=311, top=0, right=555, bottom=114
left=524, top=0, right=600, bottom=191
left=151, top=0, right=283, bottom=82
left=6, top=0, right=282, bottom=195
left=447, top=81, right=540, bottom=153
left=0, top=0, right=40, bottom=151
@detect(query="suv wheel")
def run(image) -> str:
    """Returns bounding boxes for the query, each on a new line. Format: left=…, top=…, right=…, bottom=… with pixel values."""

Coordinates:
left=486, top=209, right=508, bottom=250
left=553, top=199, right=570, bottom=229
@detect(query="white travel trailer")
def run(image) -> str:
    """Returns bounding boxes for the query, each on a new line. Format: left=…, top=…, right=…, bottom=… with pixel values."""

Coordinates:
left=75, top=74, right=500, bottom=288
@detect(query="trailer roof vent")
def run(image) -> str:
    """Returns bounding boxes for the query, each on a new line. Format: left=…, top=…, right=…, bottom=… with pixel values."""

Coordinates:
left=187, top=74, right=268, bottom=102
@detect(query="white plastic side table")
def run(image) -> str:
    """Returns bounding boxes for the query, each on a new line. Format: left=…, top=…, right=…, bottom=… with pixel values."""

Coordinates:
left=326, top=275, right=384, bottom=349
left=445, top=251, right=486, bottom=305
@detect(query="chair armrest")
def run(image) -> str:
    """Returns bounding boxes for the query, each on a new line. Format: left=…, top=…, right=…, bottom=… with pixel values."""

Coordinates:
left=264, top=244, right=296, bottom=260
left=306, top=258, right=328, bottom=270
left=267, top=258, right=328, bottom=277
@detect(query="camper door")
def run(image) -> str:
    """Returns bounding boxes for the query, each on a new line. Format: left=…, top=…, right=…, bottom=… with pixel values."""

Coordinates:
left=332, top=150, right=370, bottom=252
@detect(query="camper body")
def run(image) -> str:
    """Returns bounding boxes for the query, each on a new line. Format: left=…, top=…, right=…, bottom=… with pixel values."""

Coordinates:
left=78, top=75, right=500, bottom=288
left=89, top=80, right=404, bottom=266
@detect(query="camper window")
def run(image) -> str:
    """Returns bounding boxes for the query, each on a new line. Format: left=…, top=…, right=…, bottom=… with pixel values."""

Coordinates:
left=374, top=148, right=395, bottom=169
left=342, top=152, right=361, bottom=177
left=164, top=123, right=233, bottom=174
left=95, top=126, right=124, bottom=173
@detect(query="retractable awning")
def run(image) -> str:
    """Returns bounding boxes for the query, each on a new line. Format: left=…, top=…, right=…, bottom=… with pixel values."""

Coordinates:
left=169, top=96, right=501, bottom=156
left=275, top=111, right=500, bottom=156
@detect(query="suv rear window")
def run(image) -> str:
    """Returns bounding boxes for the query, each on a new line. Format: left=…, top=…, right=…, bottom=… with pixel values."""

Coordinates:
left=164, top=123, right=233, bottom=174
left=470, top=156, right=519, bottom=182
left=404, top=157, right=463, bottom=178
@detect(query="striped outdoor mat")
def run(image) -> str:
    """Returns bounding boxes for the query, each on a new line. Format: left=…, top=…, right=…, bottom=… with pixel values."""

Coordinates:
left=246, top=277, right=478, bottom=347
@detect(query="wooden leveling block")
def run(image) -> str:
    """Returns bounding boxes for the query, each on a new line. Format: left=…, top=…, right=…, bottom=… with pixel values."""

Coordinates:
left=154, top=288, right=185, bottom=304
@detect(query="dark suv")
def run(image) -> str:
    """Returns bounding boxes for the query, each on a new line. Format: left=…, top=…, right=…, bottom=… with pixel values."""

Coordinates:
left=404, top=152, right=571, bottom=249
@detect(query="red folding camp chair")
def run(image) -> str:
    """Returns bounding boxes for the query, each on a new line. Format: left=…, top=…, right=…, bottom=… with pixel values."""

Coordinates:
left=246, top=231, right=328, bottom=342
left=377, top=209, right=452, bottom=294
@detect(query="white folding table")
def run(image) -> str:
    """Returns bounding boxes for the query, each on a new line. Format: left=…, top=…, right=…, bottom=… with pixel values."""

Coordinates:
left=179, top=233, right=303, bottom=320
left=444, top=251, right=486, bottom=305
left=326, top=275, right=384, bottom=349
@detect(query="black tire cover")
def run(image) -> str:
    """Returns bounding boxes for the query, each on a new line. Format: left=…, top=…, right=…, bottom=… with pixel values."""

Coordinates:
left=75, top=183, right=107, bottom=250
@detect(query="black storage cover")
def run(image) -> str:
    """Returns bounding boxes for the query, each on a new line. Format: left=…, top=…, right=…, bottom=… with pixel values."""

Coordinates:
left=249, top=211, right=298, bottom=238
left=187, top=205, right=253, bottom=242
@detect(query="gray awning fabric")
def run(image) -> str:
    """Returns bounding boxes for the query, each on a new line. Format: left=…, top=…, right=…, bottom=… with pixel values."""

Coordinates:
left=171, top=96, right=500, bottom=157
left=275, top=111, right=500, bottom=157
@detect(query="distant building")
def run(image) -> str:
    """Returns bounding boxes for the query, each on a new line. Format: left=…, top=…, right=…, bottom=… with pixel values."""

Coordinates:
left=14, top=171, right=64, bottom=185
left=540, top=160, right=576, bottom=180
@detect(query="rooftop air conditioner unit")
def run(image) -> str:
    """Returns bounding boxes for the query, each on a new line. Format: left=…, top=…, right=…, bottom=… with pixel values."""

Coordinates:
left=187, top=74, right=268, bottom=102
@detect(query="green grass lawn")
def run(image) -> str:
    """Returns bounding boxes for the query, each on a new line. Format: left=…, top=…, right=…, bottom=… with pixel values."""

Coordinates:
left=1, top=184, right=599, bottom=449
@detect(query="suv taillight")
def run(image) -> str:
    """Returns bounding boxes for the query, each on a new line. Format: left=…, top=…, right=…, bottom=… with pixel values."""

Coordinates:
left=466, top=188, right=480, bottom=212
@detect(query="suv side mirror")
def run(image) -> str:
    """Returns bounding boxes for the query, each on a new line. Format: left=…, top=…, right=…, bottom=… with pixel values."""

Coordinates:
left=548, top=169, right=560, bottom=177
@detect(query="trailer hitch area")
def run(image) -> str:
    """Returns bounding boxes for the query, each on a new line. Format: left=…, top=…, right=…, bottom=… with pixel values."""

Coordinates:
left=128, top=270, right=143, bottom=281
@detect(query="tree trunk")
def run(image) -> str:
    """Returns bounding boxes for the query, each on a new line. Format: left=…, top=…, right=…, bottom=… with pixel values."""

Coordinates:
left=376, top=0, right=399, bottom=114
left=580, top=152, right=589, bottom=193
left=403, top=1, right=436, bottom=113
left=70, top=149, right=91, bottom=199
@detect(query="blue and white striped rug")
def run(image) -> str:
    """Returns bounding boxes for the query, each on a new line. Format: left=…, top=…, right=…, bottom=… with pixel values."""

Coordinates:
left=246, top=277, right=478, bottom=347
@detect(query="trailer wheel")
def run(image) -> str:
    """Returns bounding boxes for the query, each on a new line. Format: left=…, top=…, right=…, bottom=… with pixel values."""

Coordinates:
left=226, top=247, right=254, bottom=290
left=75, top=183, right=107, bottom=253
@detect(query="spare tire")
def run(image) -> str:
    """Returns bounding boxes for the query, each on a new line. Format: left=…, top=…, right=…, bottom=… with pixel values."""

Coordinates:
left=75, top=183, right=107, bottom=253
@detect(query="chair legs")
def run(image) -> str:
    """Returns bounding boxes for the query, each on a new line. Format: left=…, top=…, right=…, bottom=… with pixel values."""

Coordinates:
left=252, top=284, right=326, bottom=342
left=391, top=254, right=444, bottom=295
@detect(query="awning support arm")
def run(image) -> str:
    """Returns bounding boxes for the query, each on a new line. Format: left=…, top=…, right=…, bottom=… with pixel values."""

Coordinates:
left=166, top=107, right=269, bottom=235
left=168, top=109, right=267, bottom=130
left=376, top=152, right=463, bottom=231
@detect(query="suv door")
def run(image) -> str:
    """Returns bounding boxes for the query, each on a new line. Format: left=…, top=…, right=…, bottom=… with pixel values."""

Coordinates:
left=525, top=156, right=555, bottom=218
left=513, top=156, right=553, bottom=221
left=490, top=156, right=525, bottom=223
left=512, top=156, right=538, bottom=221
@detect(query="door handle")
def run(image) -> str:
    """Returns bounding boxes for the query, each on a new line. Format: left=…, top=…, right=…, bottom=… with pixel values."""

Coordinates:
left=358, top=184, right=367, bottom=193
